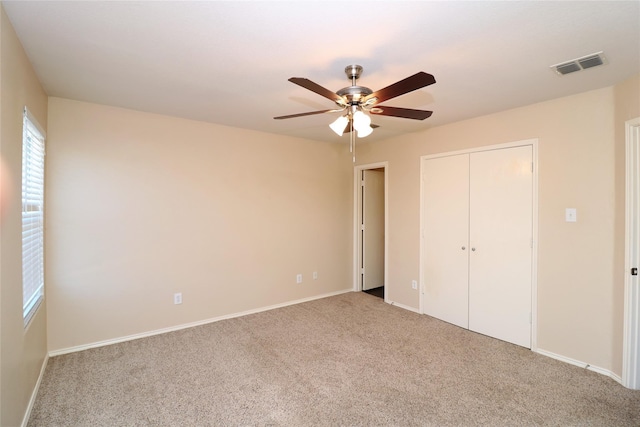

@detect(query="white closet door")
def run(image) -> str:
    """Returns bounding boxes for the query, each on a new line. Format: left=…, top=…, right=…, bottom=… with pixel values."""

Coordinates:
left=422, top=154, right=470, bottom=329
left=469, top=146, right=533, bottom=348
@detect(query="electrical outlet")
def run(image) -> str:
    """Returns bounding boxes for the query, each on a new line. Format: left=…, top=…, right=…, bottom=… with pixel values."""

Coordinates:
left=174, top=293, right=182, bottom=304
left=313, top=271, right=318, bottom=280
left=296, top=274, right=303, bottom=284
left=411, top=280, right=418, bottom=290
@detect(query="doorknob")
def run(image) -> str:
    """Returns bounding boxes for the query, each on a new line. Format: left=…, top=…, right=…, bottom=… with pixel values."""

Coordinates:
left=462, top=246, right=466, bottom=250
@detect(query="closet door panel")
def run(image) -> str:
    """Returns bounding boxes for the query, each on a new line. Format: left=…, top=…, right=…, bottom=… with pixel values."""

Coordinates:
left=422, top=154, right=470, bottom=328
left=469, top=146, right=533, bottom=348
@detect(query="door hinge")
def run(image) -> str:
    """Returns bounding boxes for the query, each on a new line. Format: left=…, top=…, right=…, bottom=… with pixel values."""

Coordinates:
left=529, top=312, right=532, bottom=324
left=632, top=267, right=638, bottom=276
left=531, top=162, right=534, bottom=173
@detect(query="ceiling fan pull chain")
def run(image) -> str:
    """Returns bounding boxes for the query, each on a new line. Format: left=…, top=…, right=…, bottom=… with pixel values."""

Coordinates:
left=353, top=132, right=356, bottom=163
left=350, top=121, right=353, bottom=154
left=350, top=118, right=356, bottom=162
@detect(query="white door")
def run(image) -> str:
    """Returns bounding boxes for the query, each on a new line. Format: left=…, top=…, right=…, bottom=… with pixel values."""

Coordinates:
left=362, top=169, right=385, bottom=291
left=422, top=154, right=470, bottom=328
left=469, top=146, right=533, bottom=348
left=623, top=118, right=640, bottom=389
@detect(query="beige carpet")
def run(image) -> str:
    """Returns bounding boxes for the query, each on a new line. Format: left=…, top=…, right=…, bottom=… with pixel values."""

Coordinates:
left=29, top=292, right=640, bottom=426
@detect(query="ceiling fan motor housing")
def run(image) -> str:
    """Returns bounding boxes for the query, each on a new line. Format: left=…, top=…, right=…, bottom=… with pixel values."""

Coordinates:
left=339, top=65, right=373, bottom=106
left=337, top=85, right=373, bottom=105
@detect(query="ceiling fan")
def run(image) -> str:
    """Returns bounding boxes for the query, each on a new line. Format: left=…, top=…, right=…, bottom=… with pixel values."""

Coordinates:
left=274, top=65, right=436, bottom=159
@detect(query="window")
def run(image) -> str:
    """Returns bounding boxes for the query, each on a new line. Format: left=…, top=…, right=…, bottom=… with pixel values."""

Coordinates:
left=22, top=107, right=45, bottom=327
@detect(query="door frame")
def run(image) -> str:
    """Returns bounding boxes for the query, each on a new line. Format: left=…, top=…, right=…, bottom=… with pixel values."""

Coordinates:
left=419, top=139, right=539, bottom=350
left=623, top=117, right=640, bottom=389
left=353, top=162, right=389, bottom=301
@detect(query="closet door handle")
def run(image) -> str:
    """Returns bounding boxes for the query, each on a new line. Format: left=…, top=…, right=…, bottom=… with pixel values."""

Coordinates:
left=461, top=246, right=466, bottom=250
left=471, top=247, right=476, bottom=251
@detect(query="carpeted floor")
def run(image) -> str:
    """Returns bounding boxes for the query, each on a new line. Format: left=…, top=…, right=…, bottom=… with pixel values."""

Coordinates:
left=29, top=292, right=640, bottom=426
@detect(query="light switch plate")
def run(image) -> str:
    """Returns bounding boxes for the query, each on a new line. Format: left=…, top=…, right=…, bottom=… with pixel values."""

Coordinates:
left=565, top=208, right=577, bottom=222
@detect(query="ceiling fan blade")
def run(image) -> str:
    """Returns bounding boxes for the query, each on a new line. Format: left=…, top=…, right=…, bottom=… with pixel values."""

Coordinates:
left=370, top=106, right=433, bottom=120
left=343, top=123, right=380, bottom=134
left=364, top=72, right=436, bottom=104
left=274, top=109, right=336, bottom=120
left=289, top=77, right=344, bottom=104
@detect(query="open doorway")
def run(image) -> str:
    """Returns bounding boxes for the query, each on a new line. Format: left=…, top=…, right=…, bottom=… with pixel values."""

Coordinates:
left=354, top=163, right=387, bottom=301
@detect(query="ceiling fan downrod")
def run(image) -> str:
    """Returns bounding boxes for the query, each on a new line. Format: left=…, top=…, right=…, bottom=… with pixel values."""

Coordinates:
left=345, top=65, right=363, bottom=85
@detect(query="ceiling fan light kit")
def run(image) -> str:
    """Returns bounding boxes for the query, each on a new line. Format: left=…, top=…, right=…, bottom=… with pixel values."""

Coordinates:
left=275, top=65, right=436, bottom=161
left=353, top=110, right=372, bottom=131
left=329, top=115, right=349, bottom=136
left=356, top=124, right=373, bottom=139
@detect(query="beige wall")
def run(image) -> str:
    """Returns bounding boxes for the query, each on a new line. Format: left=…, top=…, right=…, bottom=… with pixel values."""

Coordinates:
left=0, top=6, right=49, bottom=427
left=613, top=74, right=640, bottom=375
left=355, top=82, right=637, bottom=375
left=45, top=98, right=353, bottom=352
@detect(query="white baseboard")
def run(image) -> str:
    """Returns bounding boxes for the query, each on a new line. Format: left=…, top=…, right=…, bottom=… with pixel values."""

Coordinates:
left=21, top=353, right=49, bottom=427
left=387, top=299, right=421, bottom=314
left=535, top=348, right=623, bottom=385
left=49, top=288, right=353, bottom=357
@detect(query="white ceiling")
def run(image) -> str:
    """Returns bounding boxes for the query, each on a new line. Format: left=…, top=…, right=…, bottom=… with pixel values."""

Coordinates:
left=3, top=1, right=639, bottom=143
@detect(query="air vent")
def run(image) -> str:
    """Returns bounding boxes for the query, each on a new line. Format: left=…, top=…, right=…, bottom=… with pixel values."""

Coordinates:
left=556, top=62, right=581, bottom=75
left=551, top=51, right=606, bottom=76
left=578, top=54, right=604, bottom=69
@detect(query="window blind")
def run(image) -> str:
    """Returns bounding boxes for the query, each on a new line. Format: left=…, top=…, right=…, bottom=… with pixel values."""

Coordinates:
left=22, top=107, right=45, bottom=327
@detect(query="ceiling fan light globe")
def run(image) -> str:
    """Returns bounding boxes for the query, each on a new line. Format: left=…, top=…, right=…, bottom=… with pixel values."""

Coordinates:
left=330, top=115, right=349, bottom=136
left=353, top=110, right=371, bottom=131
left=357, top=125, right=373, bottom=138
